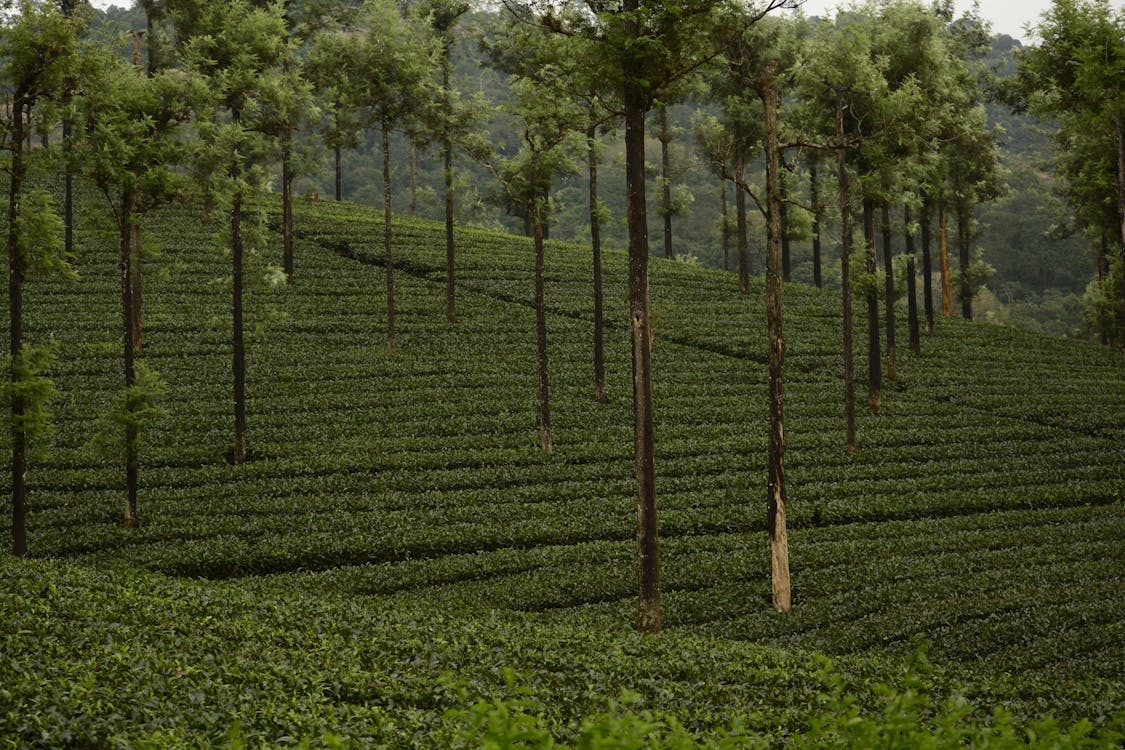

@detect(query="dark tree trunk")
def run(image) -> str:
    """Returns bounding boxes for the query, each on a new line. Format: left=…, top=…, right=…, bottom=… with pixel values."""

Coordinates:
left=624, top=1, right=660, bottom=633
left=881, top=202, right=896, bottom=381
left=63, top=118, right=73, bottom=261
left=957, top=202, right=972, bottom=320
left=282, top=131, right=295, bottom=283
left=410, top=140, right=419, bottom=217
left=588, top=125, right=606, bottom=403
left=533, top=194, right=552, bottom=457
left=231, top=187, right=249, bottom=465
left=660, top=105, right=674, bottom=259
left=810, top=157, right=822, bottom=289
left=382, top=125, right=396, bottom=353
left=720, top=180, right=730, bottom=273
left=334, top=142, right=343, bottom=201
left=939, top=201, right=952, bottom=318
left=904, top=205, right=920, bottom=353
left=131, top=222, right=143, bottom=350
left=920, top=197, right=935, bottom=333
left=443, top=46, right=456, bottom=325
left=779, top=173, right=791, bottom=282
left=8, top=98, right=28, bottom=557
left=120, top=193, right=140, bottom=528
left=736, top=155, right=749, bottom=294
left=836, top=92, right=856, bottom=454
left=863, top=198, right=881, bottom=415
left=760, top=68, right=790, bottom=613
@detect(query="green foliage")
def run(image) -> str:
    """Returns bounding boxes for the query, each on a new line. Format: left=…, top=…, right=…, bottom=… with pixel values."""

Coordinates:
left=14, top=188, right=74, bottom=279
left=88, top=361, right=167, bottom=461
left=1, top=342, right=59, bottom=457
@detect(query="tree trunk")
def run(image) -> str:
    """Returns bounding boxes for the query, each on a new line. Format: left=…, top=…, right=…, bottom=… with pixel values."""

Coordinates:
left=660, top=105, right=674, bottom=259
left=863, top=199, right=881, bottom=415
left=624, top=2, right=660, bottom=633
left=410, top=139, right=419, bottom=217
left=920, top=197, right=935, bottom=334
left=881, top=202, right=896, bottom=381
left=588, top=125, right=606, bottom=404
left=736, top=155, right=750, bottom=294
left=334, top=141, right=343, bottom=201
left=761, top=68, right=790, bottom=613
left=8, top=99, right=28, bottom=557
left=810, top=157, right=822, bottom=289
left=904, top=205, right=920, bottom=353
left=779, top=173, right=791, bottom=282
left=443, top=45, right=456, bottom=325
left=533, top=194, right=552, bottom=457
left=721, top=180, right=730, bottom=273
left=131, top=222, right=143, bottom=350
left=282, top=130, right=295, bottom=283
left=836, top=92, right=856, bottom=454
left=957, top=202, right=972, bottom=320
left=121, top=192, right=140, bottom=528
left=382, top=125, right=396, bottom=353
left=939, top=202, right=952, bottom=318
left=231, top=186, right=249, bottom=465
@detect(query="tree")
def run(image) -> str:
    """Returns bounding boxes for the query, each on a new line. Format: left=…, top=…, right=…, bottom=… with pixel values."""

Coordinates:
left=423, top=0, right=472, bottom=325
left=176, top=0, right=290, bottom=465
left=1014, top=0, right=1125, bottom=344
left=77, top=45, right=192, bottom=528
left=2, top=0, right=80, bottom=556
left=318, top=0, right=437, bottom=351
left=490, top=69, right=584, bottom=456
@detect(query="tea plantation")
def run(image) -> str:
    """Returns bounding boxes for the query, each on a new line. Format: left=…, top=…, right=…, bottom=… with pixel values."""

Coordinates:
left=2, top=195, right=1124, bottom=747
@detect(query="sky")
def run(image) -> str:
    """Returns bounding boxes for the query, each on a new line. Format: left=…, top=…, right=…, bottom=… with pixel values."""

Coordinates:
left=86, top=0, right=1121, bottom=44
left=787, top=0, right=1104, bottom=43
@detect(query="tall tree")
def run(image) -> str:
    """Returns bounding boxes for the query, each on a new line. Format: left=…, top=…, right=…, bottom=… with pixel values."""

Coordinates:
left=318, top=0, right=437, bottom=351
left=77, top=47, right=191, bottom=528
left=2, top=0, right=80, bottom=556
left=1013, top=0, right=1125, bottom=344
left=177, top=0, right=290, bottom=465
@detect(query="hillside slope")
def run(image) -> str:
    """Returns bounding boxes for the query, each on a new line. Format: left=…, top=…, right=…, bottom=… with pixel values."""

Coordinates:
left=3, top=196, right=1124, bottom=744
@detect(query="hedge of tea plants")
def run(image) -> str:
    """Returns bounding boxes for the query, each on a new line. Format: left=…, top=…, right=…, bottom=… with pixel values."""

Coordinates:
left=2, top=194, right=1123, bottom=745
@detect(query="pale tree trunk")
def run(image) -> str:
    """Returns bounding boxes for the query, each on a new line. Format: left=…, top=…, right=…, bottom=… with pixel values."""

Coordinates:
left=382, top=125, right=396, bottom=353
left=836, top=92, right=856, bottom=454
left=588, top=125, right=606, bottom=403
left=625, top=0, right=660, bottom=633
left=761, top=67, right=790, bottom=612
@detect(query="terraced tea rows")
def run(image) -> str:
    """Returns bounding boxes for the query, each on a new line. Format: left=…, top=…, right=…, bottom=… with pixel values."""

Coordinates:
left=6, top=196, right=1124, bottom=740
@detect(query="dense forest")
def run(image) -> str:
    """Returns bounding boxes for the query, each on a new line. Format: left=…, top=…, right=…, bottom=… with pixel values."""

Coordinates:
left=83, top=0, right=1121, bottom=341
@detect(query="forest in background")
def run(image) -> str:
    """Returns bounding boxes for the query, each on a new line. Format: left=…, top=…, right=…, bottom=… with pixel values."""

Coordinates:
left=86, top=2, right=1097, bottom=340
